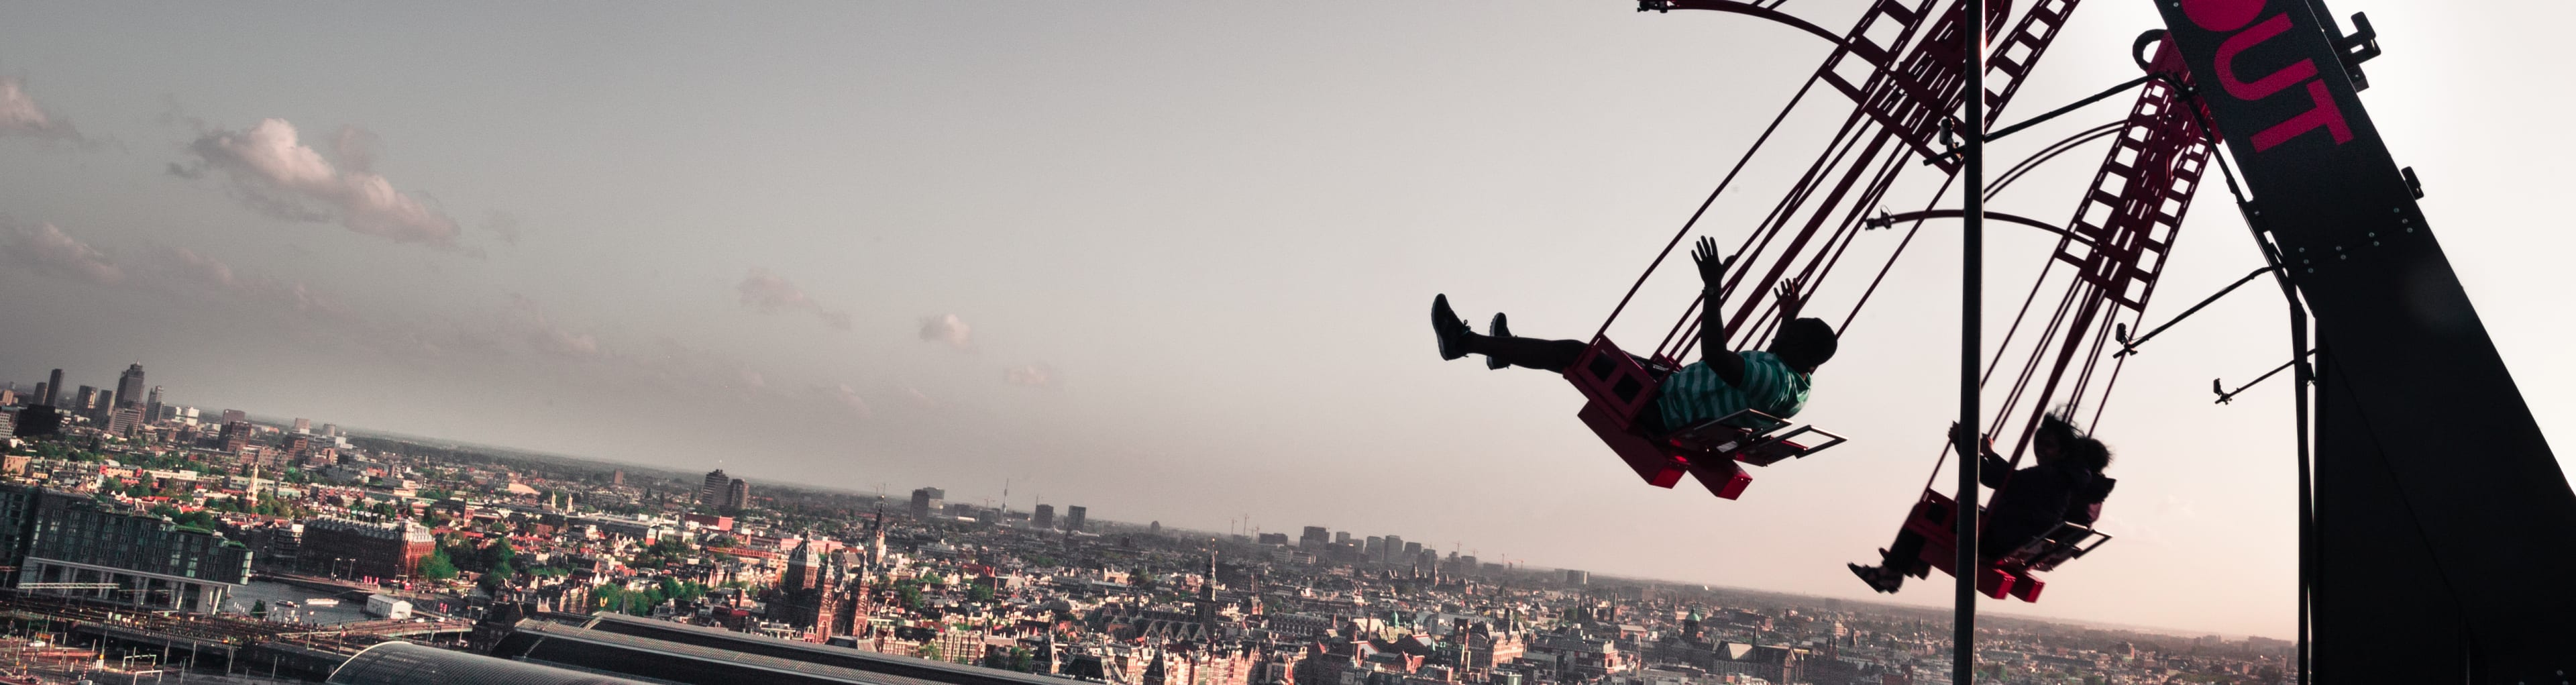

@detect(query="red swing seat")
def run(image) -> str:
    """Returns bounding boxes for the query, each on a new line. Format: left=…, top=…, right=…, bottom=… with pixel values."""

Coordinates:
left=1564, top=335, right=1846, bottom=500
left=1893, top=489, right=2114, bottom=602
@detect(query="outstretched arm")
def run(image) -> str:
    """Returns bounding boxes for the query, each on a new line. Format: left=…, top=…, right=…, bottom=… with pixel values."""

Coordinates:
left=1693, top=237, right=1747, bottom=384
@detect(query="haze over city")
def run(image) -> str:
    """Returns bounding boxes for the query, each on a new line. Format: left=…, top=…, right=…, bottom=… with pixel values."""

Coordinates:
left=3, top=0, right=2570, bottom=647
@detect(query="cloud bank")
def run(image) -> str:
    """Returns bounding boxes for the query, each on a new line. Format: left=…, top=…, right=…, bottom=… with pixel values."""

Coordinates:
left=174, top=118, right=463, bottom=248
left=736, top=268, right=853, bottom=330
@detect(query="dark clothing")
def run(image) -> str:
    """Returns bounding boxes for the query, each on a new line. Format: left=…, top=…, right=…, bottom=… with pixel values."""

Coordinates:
left=1876, top=457, right=2114, bottom=581
left=1979, top=454, right=2094, bottom=556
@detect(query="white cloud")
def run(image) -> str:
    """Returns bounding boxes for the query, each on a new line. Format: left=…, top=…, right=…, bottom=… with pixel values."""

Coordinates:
left=1004, top=364, right=1057, bottom=388
left=175, top=118, right=463, bottom=248
left=1, top=219, right=123, bottom=285
left=736, top=268, right=852, bottom=330
left=918, top=313, right=973, bottom=350
left=0, top=77, right=81, bottom=142
left=831, top=384, right=872, bottom=419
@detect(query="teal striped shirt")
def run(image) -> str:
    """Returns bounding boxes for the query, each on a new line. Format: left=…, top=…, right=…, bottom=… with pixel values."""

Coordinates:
left=1656, top=350, right=1811, bottom=430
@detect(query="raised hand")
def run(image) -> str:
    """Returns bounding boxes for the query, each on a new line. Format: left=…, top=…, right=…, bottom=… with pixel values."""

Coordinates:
left=1775, top=276, right=1807, bottom=319
left=1691, top=236, right=1731, bottom=289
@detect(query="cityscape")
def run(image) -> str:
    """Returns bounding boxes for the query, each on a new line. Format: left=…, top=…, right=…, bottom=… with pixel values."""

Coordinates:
left=0, top=362, right=2290, bottom=684
left=2, top=1, right=2567, bottom=683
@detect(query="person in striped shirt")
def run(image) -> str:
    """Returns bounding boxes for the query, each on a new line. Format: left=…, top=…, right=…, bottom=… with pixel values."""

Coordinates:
left=1430, top=236, right=1838, bottom=431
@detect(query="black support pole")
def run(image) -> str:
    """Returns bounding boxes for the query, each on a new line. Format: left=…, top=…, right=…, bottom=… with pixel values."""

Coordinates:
left=1956, top=1, right=1986, bottom=684
left=2292, top=293, right=2313, bottom=685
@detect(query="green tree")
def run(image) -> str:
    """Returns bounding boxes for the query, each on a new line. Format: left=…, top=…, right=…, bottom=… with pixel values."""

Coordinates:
left=417, top=549, right=459, bottom=581
left=968, top=584, right=996, bottom=604
left=917, top=643, right=942, bottom=661
left=250, top=600, right=268, bottom=619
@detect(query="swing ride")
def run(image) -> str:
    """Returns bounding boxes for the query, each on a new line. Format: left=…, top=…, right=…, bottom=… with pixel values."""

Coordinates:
left=1441, top=0, right=2576, bottom=681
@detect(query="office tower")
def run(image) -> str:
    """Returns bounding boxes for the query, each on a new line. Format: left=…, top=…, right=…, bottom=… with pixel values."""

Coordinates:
left=291, top=417, right=311, bottom=433
left=727, top=478, right=750, bottom=509
left=698, top=470, right=729, bottom=505
left=74, top=386, right=98, bottom=412
left=1564, top=569, right=1589, bottom=585
left=1334, top=531, right=1351, bottom=545
left=1385, top=535, right=1405, bottom=562
left=1064, top=505, right=1087, bottom=532
left=321, top=423, right=338, bottom=437
left=106, top=407, right=142, bottom=436
left=114, top=364, right=145, bottom=409
left=220, top=409, right=246, bottom=425
left=909, top=487, right=945, bottom=518
left=610, top=470, right=624, bottom=487
left=221, top=421, right=254, bottom=452
left=1365, top=536, right=1383, bottom=561
left=1032, top=504, right=1055, bottom=529
left=28, top=382, right=47, bottom=408
left=45, top=369, right=63, bottom=406
left=144, top=386, right=163, bottom=423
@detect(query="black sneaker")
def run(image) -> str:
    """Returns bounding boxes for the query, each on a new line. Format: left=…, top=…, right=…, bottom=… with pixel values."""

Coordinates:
left=1432, top=295, right=1473, bottom=361
left=1849, top=563, right=1901, bottom=593
left=1486, top=313, right=1512, bottom=370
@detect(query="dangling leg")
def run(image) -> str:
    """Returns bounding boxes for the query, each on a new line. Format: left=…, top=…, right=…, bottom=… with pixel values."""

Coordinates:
left=1849, top=529, right=1925, bottom=593
left=1432, top=295, right=1589, bottom=372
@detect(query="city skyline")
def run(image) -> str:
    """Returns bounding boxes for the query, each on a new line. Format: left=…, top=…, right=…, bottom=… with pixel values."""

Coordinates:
left=3, top=1, right=2571, bottom=641
left=0, top=355, right=2306, bottom=642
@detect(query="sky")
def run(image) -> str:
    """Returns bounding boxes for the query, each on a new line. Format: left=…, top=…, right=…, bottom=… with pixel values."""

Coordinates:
left=1, top=1, right=2568, bottom=639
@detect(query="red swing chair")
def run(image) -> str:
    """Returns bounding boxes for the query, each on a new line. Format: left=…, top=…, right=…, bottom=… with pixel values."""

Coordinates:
left=1563, top=336, right=1843, bottom=500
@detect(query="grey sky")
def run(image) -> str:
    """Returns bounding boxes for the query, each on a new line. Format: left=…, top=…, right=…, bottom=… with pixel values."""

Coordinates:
left=1, top=1, right=2567, bottom=638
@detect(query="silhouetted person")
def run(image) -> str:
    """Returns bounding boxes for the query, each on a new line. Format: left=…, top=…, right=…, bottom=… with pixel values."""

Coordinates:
left=1849, top=413, right=2114, bottom=593
left=1432, top=237, right=1838, bottom=431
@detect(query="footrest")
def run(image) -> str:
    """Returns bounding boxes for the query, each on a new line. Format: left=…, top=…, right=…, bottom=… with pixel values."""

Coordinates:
left=1684, top=456, right=1753, bottom=500
left=1977, top=566, right=2017, bottom=600
left=2008, top=572, right=2045, bottom=602
left=1580, top=401, right=1684, bottom=488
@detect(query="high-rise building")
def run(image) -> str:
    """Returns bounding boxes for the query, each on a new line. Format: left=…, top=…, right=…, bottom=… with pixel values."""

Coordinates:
left=1564, top=569, right=1589, bottom=585
left=28, top=382, right=47, bottom=407
left=74, top=386, right=99, bottom=413
left=909, top=488, right=945, bottom=518
left=1300, top=526, right=1330, bottom=549
left=1032, top=504, right=1055, bottom=529
left=106, top=407, right=142, bottom=437
left=221, top=421, right=254, bottom=452
left=610, top=470, right=625, bottom=487
left=114, top=364, right=145, bottom=410
left=1063, top=505, right=1087, bottom=532
left=726, top=478, right=750, bottom=509
left=45, top=369, right=64, bottom=406
left=144, top=385, right=164, bottom=423
left=1384, top=535, right=1405, bottom=562
left=219, top=409, right=246, bottom=425
left=1404, top=541, right=1422, bottom=556
left=1334, top=531, right=1351, bottom=545
left=291, top=417, right=311, bottom=433
left=1364, top=536, right=1383, bottom=561
left=698, top=469, right=730, bottom=506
